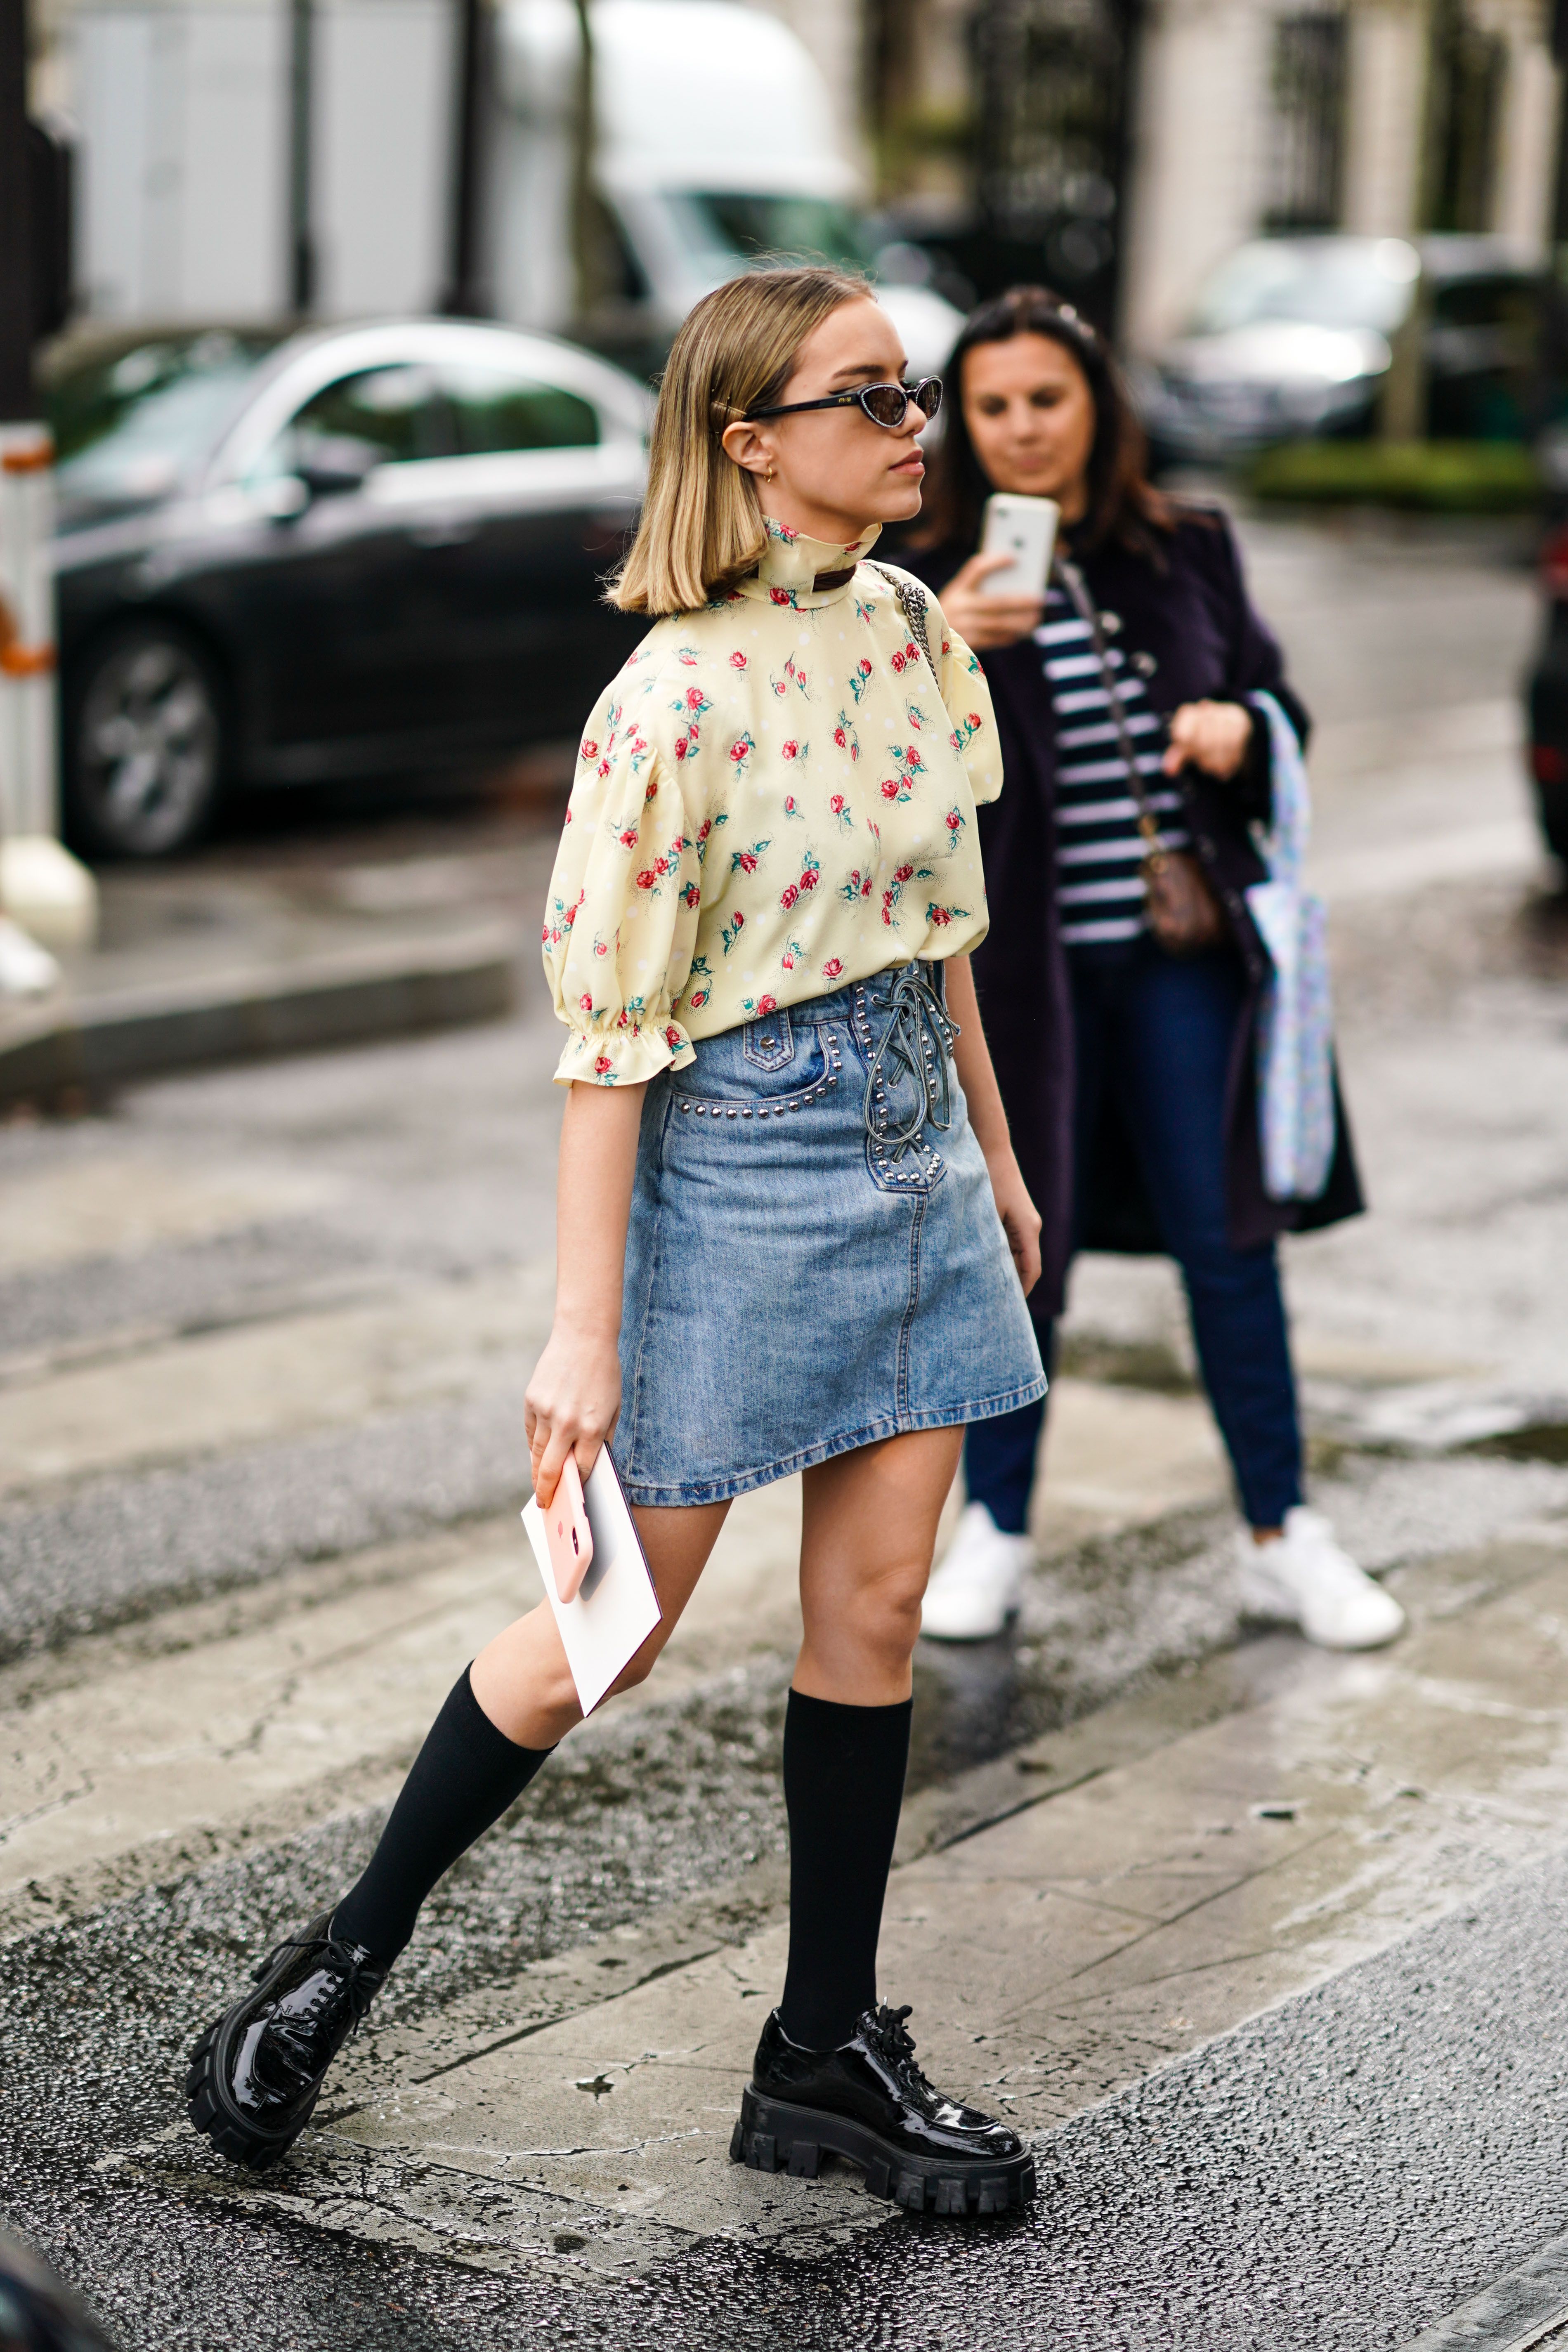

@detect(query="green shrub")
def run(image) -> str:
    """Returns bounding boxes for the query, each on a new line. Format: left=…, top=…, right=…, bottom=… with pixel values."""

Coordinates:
left=1246, top=439, right=1541, bottom=511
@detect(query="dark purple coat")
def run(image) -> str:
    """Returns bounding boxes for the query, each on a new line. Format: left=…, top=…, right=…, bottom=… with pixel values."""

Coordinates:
left=904, top=510, right=1364, bottom=1325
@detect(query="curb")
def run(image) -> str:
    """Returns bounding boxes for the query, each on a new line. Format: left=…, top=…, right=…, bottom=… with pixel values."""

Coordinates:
left=0, top=923, right=520, bottom=1103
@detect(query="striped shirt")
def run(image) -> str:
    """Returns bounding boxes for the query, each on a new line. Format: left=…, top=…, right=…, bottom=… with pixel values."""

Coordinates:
left=1039, top=584, right=1190, bottom=949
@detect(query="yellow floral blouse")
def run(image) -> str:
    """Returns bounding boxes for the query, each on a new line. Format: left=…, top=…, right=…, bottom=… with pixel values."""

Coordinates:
left=542, top=520, right=1002, bottom=1087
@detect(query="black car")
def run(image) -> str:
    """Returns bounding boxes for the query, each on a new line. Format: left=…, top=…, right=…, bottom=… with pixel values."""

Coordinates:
left=45, top=319, right=652, bottom=856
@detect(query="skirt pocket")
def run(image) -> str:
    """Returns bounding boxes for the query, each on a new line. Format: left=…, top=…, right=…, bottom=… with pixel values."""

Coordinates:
left=668, top=1012, right=844, bottom=1125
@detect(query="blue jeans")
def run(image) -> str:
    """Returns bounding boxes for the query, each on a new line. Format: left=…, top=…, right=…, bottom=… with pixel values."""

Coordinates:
left=966, top=940, right=1303, bottom=1534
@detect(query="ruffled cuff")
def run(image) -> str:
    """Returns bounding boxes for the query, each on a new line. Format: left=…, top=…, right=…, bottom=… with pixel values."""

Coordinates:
left=552, top=1014, right=697, bottom=1089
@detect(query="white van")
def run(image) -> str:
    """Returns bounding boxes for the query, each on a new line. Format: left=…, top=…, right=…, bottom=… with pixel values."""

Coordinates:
left=489, top=0, right=964, bottom=376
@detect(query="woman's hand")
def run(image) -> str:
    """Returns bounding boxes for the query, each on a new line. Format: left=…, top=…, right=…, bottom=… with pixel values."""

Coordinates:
left=1163, top=699, right=1253, bottom=781
left=939, top=550, right=1046, bottom=651
left=986, top=1144, right=1043, bottom=1297
left=526, top=1323, right=623, bottom=1507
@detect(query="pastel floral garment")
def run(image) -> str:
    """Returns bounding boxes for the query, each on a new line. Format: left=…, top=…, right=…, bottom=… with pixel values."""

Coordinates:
left=543, top=520, right=1002, bottom=1086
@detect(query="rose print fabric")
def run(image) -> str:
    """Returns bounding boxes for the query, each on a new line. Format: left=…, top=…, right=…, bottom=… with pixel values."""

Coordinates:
left=543, top=522, right=1002, bottom=1086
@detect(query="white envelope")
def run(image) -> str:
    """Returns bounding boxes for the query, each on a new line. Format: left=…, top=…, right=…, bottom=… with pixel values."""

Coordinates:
left=521, top=1449, right=661, bottom=1716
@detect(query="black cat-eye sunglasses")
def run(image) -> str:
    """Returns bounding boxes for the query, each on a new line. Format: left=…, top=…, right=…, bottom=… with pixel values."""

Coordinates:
left=744, top=377, right=943, bottom=430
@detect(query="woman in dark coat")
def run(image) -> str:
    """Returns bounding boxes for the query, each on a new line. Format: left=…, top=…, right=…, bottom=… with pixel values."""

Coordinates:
left=904, top=286, right=1400, bottom=1652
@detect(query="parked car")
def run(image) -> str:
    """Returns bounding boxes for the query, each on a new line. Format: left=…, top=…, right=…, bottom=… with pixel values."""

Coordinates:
left=1136, top=234, right=1547, bottom=465
left=44, top=318, right=652, bottom=857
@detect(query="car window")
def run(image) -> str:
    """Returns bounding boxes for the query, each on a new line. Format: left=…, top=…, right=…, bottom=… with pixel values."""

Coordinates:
left=442, top=366, right=600, bottom=455
left=47, top=331, right=280, bottom=512
left=1430, top=275, right=1539, bottom=329
left=1184, top=239, right=1418, bottom=337
left=287, top=364, right=453, bottom=472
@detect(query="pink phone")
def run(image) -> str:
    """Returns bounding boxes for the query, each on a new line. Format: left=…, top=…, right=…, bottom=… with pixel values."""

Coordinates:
left=545, top=1455, right=594, bottom=1602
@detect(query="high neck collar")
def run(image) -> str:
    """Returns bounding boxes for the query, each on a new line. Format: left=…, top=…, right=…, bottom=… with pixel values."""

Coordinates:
left=733, top=517, right=882, bottom=609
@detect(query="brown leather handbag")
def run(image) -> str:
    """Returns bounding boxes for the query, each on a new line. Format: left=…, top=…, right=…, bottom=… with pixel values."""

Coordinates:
left=1054, top=556, right=1227, bottom=957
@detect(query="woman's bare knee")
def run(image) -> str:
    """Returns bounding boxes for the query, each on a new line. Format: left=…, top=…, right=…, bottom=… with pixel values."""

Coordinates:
left=858, top=1582, right=925, bottom=1668
left=606, top=1641, right=661, bottom=1698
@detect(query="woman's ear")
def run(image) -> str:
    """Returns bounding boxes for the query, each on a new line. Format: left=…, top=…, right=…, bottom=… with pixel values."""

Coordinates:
left=720, top=418, right=776, bottom=479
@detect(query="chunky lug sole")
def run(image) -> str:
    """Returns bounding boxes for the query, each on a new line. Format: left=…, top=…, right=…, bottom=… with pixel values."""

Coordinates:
left=730, top=2085, right=1035, bottom=2216
left=185, top=1943, right=327, bottom=2170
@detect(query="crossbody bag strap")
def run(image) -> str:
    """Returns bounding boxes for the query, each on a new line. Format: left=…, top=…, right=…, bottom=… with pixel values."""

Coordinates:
left=870, top=563, right=942, bottom=705
left=1053, top=554, right=1169, bottom=867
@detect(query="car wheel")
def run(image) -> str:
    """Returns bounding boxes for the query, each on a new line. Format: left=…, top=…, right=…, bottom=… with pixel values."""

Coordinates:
left=64, top=622, right=227, bottom=857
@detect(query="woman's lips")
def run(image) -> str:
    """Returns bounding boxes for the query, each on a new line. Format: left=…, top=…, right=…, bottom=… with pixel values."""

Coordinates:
left=892, top=453, right=925, bottom=475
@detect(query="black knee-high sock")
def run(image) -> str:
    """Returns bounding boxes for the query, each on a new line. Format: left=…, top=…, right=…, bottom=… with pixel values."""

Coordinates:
left=778, top=1688, right=913, bottom=2051
left=332, top=1667, right=552, bottom=1966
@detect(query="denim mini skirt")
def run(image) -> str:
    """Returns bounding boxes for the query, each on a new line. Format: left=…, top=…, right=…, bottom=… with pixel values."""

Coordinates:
left=613, top=962, right=1047, bottom=1507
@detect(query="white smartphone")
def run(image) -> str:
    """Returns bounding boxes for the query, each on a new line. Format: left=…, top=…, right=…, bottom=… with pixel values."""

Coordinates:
left=979, top=493, right=1060, bottom=601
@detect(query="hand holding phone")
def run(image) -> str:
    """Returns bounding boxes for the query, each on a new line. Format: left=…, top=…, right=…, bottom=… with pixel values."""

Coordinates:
left=544, top=1453, right=594, bottom=1602
left=979, top=493, right=1060, bottom=601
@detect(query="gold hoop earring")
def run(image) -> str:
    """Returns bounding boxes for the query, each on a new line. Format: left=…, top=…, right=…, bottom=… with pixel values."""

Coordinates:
left=766, top=465, right=775, bottom=481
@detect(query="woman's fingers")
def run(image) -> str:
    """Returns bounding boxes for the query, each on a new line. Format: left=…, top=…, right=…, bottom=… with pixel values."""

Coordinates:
left=1004, top=1208, right=1042, bottom=1296
left=939, top=555, right=1045, bottom=650
left=572, top=1429, right=608, bottom=1483
left=954, top=549, right=1016, bottom=589
left=955, top=600, right=1044, bottom=650
left=1163, top=702, right=1201, bottom=773
left=1164, top=699, right=1251, bottom=779
left=526, top=1324, right=623, bottom=1509
left=532, top=1419, right=574, bottom=1511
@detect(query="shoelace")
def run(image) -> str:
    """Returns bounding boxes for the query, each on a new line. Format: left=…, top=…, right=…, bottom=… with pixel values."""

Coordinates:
left=862, top=2002, right=935, bottom=2098
left=260, top=1932, right=383, bottom=2064
left=862, top=967, right=956, bottom=1160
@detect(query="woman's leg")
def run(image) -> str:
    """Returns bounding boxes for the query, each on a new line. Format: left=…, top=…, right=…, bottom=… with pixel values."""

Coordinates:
left=778, top=1426, right=962, bottom=2047
left=737, top=1425, right=1032, bottom=2213
left=188, top=1494, right=732, bottom=2166
left=1109, top=947, right=1302, bottom=1530
left=961, top=1390, right=1049, bottom=1536
left=333, top=1500, right=731, bottom=1966
left=189, top=1495, right=731, bottom=2168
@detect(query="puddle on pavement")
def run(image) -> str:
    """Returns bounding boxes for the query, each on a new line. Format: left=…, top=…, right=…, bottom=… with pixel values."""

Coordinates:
left=1470, top=1422, right=1568, bottom=1465
left=908, top=1633, right=1074, bottom=1790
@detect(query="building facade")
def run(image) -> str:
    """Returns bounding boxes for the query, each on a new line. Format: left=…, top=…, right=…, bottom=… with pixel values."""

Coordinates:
left=852, top=0, right=1561, bottom=351
left=27, top=0, right=1566, bottom=352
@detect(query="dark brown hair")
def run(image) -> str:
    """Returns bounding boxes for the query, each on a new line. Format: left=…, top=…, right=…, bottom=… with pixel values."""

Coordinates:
left=914, top=284, right=1179, bottom=559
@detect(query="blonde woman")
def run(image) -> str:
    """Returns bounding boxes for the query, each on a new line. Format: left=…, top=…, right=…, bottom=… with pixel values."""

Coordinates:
left=187, top=268, right=1045, bottom=2217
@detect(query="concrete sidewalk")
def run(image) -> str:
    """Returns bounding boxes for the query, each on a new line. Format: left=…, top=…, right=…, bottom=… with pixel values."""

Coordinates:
left=124, top=1512, right=1568, bottom=2291
left=0, top=836, right=549, bottom=1105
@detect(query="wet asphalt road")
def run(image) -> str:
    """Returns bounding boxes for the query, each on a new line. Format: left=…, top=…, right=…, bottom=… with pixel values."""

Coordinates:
left=9, top=1778, right=1568, bottom=2352
left=4, top=508, right=1568, bottom=2350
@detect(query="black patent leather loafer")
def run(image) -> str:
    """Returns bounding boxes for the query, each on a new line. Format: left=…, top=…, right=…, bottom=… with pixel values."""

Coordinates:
left=731, top=2003, right=1035, bottom=2216
left=186, top=1910, right=388, bottom=2170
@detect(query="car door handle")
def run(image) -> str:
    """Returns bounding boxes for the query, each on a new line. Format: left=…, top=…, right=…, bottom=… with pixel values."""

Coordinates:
left=407, top=517, right=479, bottom=548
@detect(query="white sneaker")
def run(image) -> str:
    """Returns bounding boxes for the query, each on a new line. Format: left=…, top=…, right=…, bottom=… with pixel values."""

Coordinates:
left=1237, top=1506, right=1405, bottom=1651
left=921, top=1502, right=1033, bottom=1642
left=0, top=916, right=59, bottom=1000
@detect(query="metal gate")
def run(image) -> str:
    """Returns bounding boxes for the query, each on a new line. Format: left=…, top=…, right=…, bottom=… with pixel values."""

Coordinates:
left=973, top=0, right=1138, bottom=329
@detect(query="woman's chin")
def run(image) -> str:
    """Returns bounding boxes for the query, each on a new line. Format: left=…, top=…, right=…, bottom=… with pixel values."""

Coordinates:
left=992, top=471, right=1064, bottom=502
left=876, top=477, right=926, bottom=523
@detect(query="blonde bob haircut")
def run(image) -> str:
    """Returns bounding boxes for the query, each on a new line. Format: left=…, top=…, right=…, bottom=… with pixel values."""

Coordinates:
left=611, top=264, right=870, bottom=617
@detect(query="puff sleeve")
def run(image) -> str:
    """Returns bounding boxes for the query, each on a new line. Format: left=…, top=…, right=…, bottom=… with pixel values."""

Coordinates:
left=933, top=611, right=1003, bottom=807
left=542, top=686, right=702, bottom=1088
